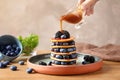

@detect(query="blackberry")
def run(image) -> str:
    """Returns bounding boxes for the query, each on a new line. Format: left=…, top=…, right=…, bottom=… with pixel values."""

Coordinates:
left=48, top=61, right=52, bottom=66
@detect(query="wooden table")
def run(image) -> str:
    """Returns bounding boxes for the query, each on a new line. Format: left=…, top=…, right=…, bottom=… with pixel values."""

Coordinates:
left=0, top=50, right=120, bottom=80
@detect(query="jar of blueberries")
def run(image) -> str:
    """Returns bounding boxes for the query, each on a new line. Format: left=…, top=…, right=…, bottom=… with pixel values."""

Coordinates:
left=0, top=35, right=22, bottom=62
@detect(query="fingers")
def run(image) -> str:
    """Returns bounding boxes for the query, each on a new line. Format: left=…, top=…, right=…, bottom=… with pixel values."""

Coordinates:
left=79, top=0, right=85, bottom=4
left=80, top=0, right=97, bottom=16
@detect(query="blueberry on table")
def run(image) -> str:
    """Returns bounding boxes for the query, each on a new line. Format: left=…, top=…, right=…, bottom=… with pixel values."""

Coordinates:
left=10, top=65, right=17, bottom=71
left=3, top=61, right=10, bottom=65
left=56, top=55, right=63, bottom=59
left=39, top=61, right=47, bottom=66
left=26, top=68, right=33, bottom=73
left=0, top=62, right=5, bottom=68
left=18, top=61, right=24, bottom=65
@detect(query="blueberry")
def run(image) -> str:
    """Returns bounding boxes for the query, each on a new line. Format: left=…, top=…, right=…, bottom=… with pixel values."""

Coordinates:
left=54, top=61, right=61, bottom=65
left=62, top=42, right=69, bottom=46
left=70, top=53, right=77, bottom=59
left=71, top=41, right=75, bottom=45
left=16, top=47, right=21, bottom=52
left=62, top=30, right=70, bottom=38
left=2, top=49, right=7, bottom=55
left=15, top=50, right=19, bottom=54
left=67, top=48, right=74, bottom=52
left=18, top=61, right=24, bottom=65
left=54, top=48, right=60, bottom=52
left=10, top=65, right=17, bottom=71
left=84, top=55, right=90, bottom=62
left=6, top=51, right=11, bottom=56
left=6, top=45, right=12, bottom=50
left=0, top=62, right=5, bottom=68
left=26, top=68, right=33, bottom=73
left=63, top=55, right=69, bottom=59
left=3, top=61, right=10, bottom=65
left=61, top=35, right=67, bottom=39
left=39, top=61, right=47, bottom=66
left=55, top=31, right=63, bottom=39
left=82, top=61, right=89, bottom=65
left=69, top=61, right=74, bottom=65
left=48, top=61, right=52, bottom=66
left=55, top=42, right=63, bottom=46
left=61, top=62, right=68, bottom=65
left=51, top=54, right=56, bottom=57
left=10, top=52, right=16, bottom=57
left=89, top=56, right=95, bottom=63
left=10, top=49, right=14, bottom=52
left=51, top=48, right=54, bottom=51
left=60, top=48, right=67, bottom=53
left=56, top=55, right=63, bottom=59
left=12, top=44, right=17, bottom=49
left=73, top=47, right=76, bottom=51
left=0, top=46, right=4, bottom=51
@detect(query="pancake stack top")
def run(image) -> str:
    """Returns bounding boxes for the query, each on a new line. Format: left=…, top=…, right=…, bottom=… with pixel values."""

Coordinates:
left=51, top=30, right=78, bottom=65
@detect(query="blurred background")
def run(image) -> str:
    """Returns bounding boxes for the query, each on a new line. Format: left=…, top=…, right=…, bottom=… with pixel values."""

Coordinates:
left=0, top=0, right=120, bottom=50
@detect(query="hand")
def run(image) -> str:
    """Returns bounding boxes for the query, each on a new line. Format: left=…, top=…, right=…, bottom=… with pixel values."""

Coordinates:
left=79, top=0, right=99, bottom=16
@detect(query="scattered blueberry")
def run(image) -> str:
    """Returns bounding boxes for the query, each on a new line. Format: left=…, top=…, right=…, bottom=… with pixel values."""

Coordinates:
left=56, top=55, right=63, bottom=59
left=10, top=65, right=17, bottom=71
left=39, top=61, right=47, bottom=66
left=61, top=35, right=67, bottom=39
left=0, top=62, right=5, bottom=68
left=19, top=61, right=24, bottom=65
left=26, top=68, right=33, bottom=73
left=48, top=61, right=52, bottom=66
left=60, top=48, right=67, bottom=53
left=3, top=61, right=10, bottom=65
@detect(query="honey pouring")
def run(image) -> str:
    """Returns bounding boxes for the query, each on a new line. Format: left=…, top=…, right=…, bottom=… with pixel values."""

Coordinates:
left=60, top=5, right=83, bottom=32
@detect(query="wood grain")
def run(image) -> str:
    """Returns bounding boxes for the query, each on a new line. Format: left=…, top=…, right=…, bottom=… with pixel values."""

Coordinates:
left=0, top=50, right=120, bottom=80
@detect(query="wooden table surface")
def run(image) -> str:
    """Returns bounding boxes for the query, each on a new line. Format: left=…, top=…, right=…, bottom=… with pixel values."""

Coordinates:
left=0, top=50, right=120, bottom=80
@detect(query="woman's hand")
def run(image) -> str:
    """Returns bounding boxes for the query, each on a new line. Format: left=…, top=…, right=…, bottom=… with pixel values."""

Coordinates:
left=79, top=0, right=99, bottom=16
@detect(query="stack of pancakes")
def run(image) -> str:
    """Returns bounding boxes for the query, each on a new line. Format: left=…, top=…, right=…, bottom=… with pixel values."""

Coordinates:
left=50, top=30, right=77, bottom=65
